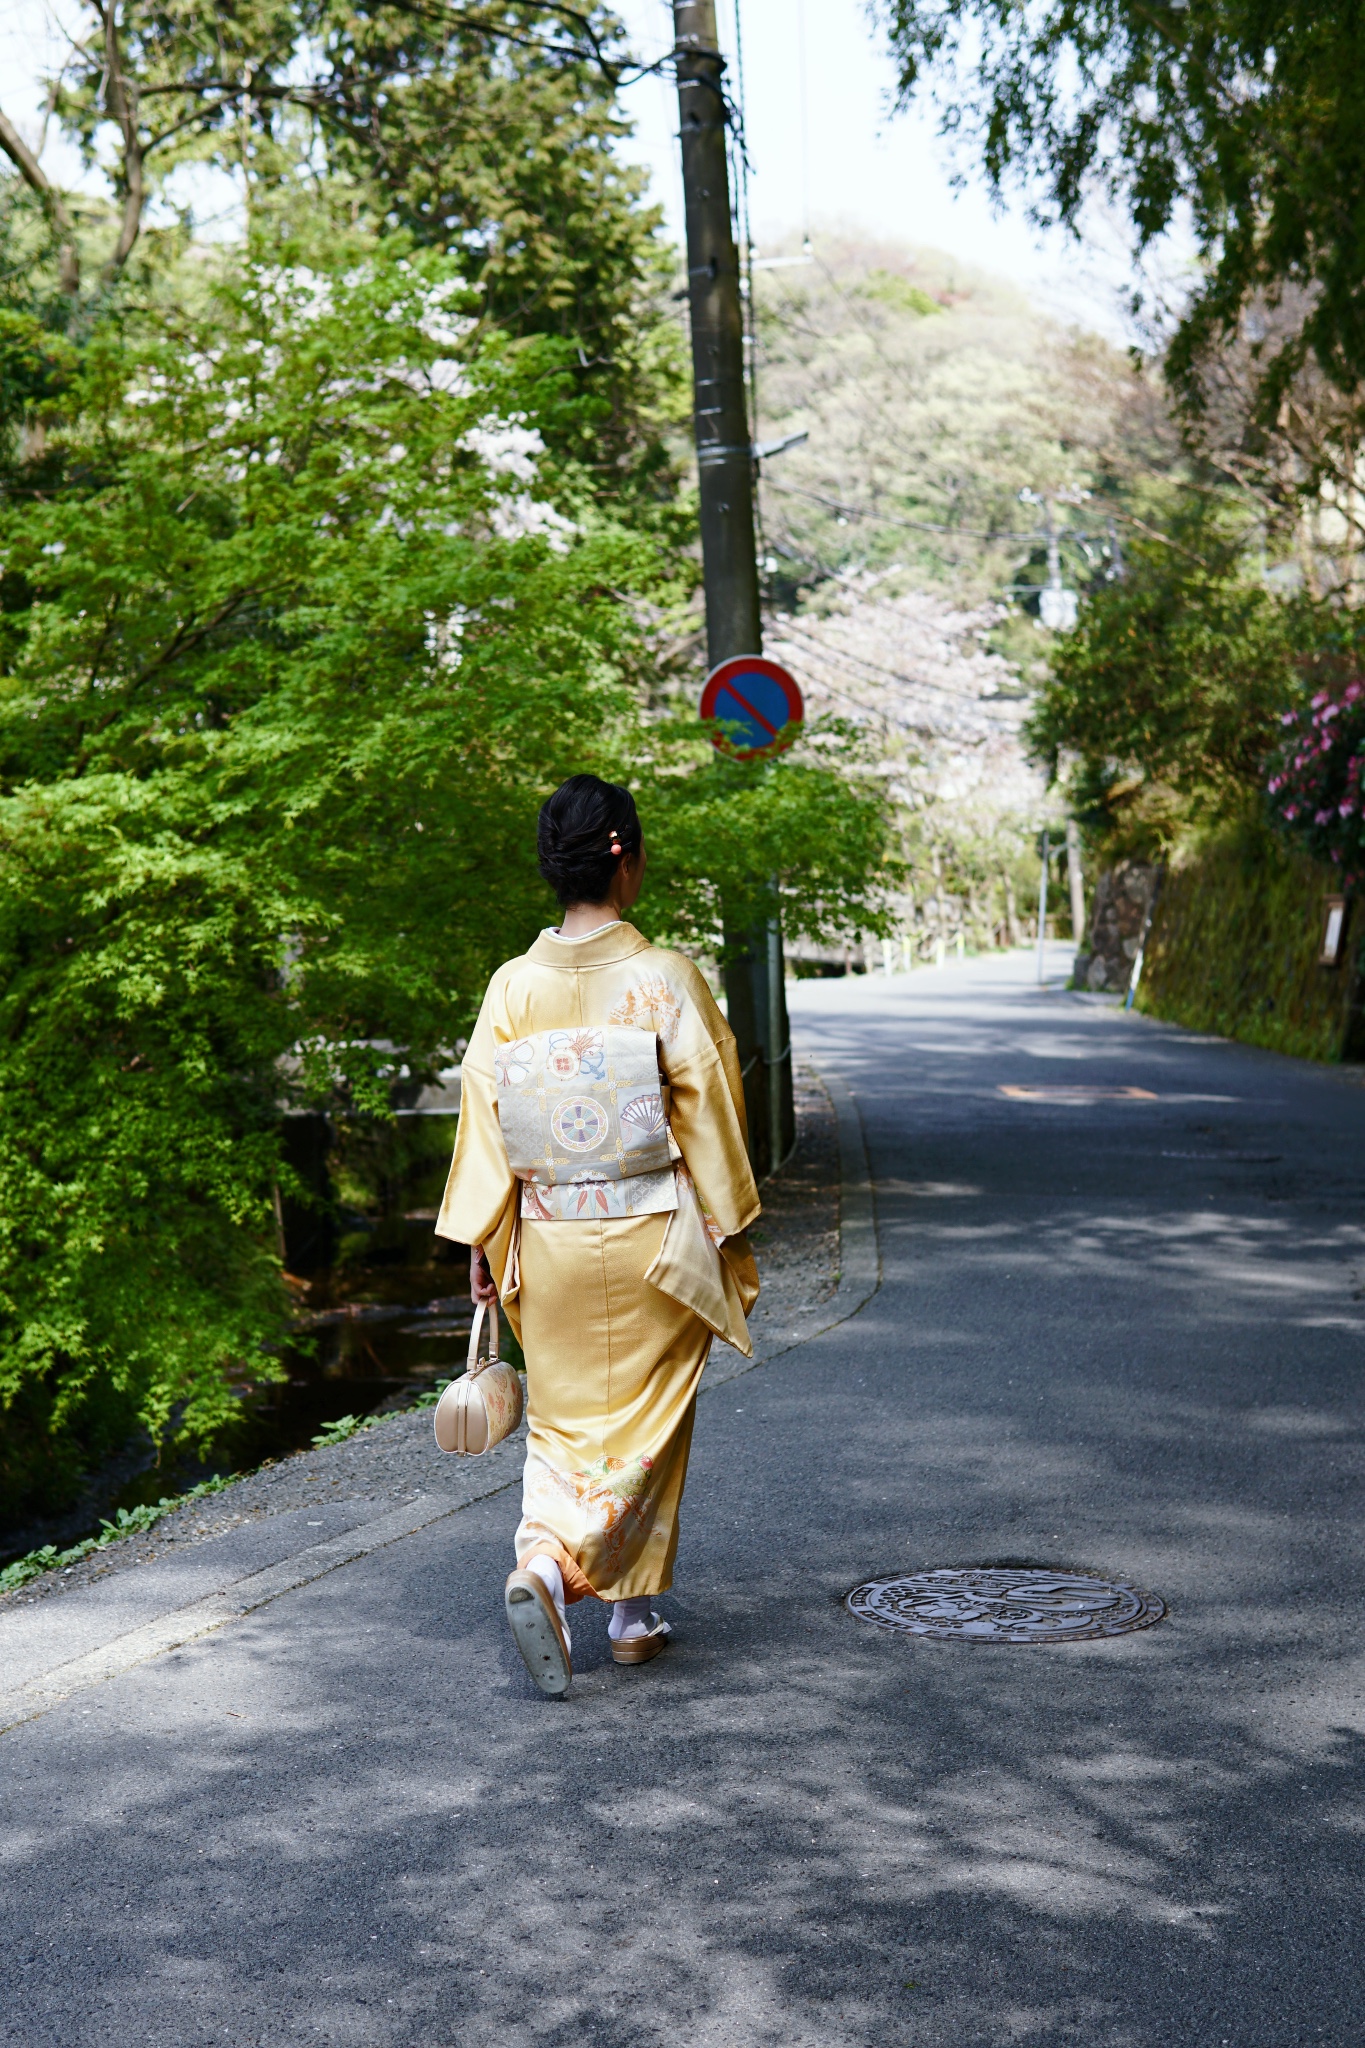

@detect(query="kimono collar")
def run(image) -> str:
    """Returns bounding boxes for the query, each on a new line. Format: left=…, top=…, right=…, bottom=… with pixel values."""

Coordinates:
left=527, top=921, right=652, bottom=970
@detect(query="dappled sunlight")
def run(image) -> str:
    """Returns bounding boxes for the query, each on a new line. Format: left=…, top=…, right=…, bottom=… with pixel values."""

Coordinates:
left=875, top=1178, right=984, bottom=1197
left=4, top=1522, right=1364, bottom=2046
left=4, top=955, right=1363, bottom=2044
left=880, top=1200, right=1365, bottom=1324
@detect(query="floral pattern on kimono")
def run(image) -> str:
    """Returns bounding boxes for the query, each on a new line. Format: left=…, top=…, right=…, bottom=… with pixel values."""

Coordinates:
left=523, top=1447, right=660, bottom=1579
left=607, top=977, right=683, bottom=1046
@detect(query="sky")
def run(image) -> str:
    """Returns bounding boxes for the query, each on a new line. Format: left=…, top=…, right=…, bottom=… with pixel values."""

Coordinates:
left=0, top=0, right=1154, bottom=338
left=612, top=0, right=1148, bottom=340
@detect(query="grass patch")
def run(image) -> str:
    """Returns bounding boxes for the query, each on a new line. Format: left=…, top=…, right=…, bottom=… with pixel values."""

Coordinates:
left=0, top=1474, right=240, bottom=1594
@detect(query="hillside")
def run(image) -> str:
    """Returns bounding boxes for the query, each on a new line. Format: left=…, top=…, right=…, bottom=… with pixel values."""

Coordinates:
left=744, top=234, right=1178, bottom=955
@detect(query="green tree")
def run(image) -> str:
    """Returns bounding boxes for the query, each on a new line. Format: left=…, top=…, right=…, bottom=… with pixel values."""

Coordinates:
left=0, top=4, right=684, bottom=494
left=749, top=231, right=1173, bottom=602
left=0, top=237, right=897, bottom=1519
left=874, top=0, right=1365, bottom=427
left=1027, top=503, right=1299, bottom=848
left=0, top=240, right=645, bottom=1516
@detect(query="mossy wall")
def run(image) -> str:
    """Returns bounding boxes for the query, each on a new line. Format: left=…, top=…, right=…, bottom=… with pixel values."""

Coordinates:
left=1137, top=828, right=1365, bottom=1062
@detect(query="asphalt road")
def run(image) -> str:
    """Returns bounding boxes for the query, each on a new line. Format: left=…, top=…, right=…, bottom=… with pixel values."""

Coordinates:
left=5, top=951, right=1364, bottom=2048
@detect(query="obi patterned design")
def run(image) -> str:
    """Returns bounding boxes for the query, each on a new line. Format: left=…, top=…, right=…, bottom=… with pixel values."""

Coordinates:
left=495, top=1026, right=678, bottom=1223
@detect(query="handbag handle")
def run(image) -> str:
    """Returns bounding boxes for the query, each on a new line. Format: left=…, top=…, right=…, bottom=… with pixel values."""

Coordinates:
left=467, top=1298, right=500, bottom=1378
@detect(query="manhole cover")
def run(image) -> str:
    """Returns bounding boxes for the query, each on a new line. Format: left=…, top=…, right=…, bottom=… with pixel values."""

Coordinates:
left=846, top=1568, right=1166, bottom=1644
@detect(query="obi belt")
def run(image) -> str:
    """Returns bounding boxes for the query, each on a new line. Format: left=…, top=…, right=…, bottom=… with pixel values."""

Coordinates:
left=494, top=1027, right=678, bottom=1222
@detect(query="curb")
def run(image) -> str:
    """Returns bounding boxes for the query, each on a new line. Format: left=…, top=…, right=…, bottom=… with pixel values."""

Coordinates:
left=0, top=1059, right=880, bottom=1734
left=0, top=1468, right=522, bottom=1738
left=698, top=1062, right=880, bottom=1391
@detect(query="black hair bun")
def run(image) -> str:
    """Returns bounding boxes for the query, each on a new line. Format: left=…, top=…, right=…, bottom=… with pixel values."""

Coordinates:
left=537, top=775, right=642, bottom=908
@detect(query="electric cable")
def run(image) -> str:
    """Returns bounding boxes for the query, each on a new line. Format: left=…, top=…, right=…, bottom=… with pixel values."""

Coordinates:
left=773, top=617, right=998, bottom=728
left=728, top=0, right=768, bottom=589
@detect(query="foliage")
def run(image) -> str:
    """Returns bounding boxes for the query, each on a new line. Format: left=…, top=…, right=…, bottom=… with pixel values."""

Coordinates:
left=0, top=234, right=898, bottom=1521
left=0, top=4, right=687, bottom=496
left=1175, top=286, right=1365, bottom=589
left=874, top=0, right=1365, bottom=429
left=1267, top=662, right=1365, bottom=886
left=309, top=1413, right=374, bottom=1448
left=1139, top=821, right=1361, bottom=1061
left=638, top=729, right=903, bottom=955
left=0, top=238, right=645, bottom=1517
left=1028, top=505, right=1300, bottom=851
left=751, top=232, right=1171, bottom=605
left=412, top=1380, right=454, bottom=1411
left=0, top=1473, right=235, bottom=1593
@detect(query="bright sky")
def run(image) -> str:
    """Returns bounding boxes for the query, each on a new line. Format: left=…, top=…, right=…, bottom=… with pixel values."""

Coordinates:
left=612, top=0, right=1146, bottom=339
left=0, top=0, right=1151, bottom=337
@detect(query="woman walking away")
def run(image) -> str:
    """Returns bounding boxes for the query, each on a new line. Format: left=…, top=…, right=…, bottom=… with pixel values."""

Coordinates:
left=434, top=775, right=761, bottom=1696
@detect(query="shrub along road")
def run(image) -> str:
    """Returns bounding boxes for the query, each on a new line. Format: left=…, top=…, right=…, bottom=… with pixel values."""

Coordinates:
left=3, top=951, right=1362, bottom=2046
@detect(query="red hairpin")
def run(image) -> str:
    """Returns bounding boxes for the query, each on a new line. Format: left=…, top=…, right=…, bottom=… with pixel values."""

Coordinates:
left=608, top=828, right=623, bottom=856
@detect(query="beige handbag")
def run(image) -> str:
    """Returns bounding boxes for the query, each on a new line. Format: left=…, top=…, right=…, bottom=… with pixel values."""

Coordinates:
left=432, top=1302, right=524, bottom=1456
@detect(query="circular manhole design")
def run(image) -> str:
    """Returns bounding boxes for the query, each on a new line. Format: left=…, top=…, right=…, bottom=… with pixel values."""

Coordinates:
left=846, top=1568, right=1166, bottom=1644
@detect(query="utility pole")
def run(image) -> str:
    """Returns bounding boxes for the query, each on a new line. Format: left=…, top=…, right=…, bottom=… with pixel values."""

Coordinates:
left=1065, top=819, right=1087, bottom=953
left=1028, top=489, right=1078, bottom=632
left=673, top=0, right=793, bottom=1173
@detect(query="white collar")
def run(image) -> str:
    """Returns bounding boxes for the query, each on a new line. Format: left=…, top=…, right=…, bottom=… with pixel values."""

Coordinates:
left=543, top=920, right=622, bottom=943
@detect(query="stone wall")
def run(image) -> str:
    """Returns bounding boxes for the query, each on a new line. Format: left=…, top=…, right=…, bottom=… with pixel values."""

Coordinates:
left=1136, top=832, right=1365, bottom=1062
left=1073, top=861, right=1160, bottom=994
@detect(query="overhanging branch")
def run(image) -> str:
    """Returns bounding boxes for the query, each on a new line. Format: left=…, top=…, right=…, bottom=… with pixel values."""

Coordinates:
left=0, top=103, right=79, bottom=292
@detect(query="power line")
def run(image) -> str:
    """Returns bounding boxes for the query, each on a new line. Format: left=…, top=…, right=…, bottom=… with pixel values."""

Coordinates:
left=772, top=618, right=1002, bottom=734
left=729, top=0, right=767, bottom=586
left=764, top=477, right=1120, bottom=549
left=764, top=478, right=1038, bottom=544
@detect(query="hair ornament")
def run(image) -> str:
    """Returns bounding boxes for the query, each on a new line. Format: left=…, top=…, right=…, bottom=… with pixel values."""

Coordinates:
left=609, top=829, right=623, bottom=856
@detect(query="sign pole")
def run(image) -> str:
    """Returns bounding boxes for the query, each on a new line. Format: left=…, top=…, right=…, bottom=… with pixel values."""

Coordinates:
left=1036, top=831, right=1050, bottom=985
left=673, top=0, right=793, bottom=1171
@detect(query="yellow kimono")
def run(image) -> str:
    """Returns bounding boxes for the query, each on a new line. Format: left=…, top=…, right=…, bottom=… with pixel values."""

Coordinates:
left=435, top=921, right=760, bottom=1604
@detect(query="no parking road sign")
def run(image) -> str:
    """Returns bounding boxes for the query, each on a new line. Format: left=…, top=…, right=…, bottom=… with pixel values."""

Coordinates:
left=700, top=655, right=804, bottom=761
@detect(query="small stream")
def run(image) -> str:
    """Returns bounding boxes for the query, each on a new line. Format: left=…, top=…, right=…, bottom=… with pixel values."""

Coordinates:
left=1, top=1108, right=501, bottom=1563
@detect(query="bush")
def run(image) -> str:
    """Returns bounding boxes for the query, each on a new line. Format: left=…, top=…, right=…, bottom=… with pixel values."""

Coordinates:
left=1267, top=676, right=1365, bottom=886
left=0, top=237, right=900, bottom=1520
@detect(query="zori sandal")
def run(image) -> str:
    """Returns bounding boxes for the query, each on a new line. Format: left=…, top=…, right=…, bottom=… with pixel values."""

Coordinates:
left=505, top=1569, right=572, bottom=1696
left=610, top=1615, right=672, bottom=1666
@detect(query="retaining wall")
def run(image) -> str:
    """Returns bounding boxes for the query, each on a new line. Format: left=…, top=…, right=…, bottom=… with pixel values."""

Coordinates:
left=1133, top=830, right=1365, bottom=1062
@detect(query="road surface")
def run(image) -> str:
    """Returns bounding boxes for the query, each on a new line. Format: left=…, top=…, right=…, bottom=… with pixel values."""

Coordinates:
left=5, top=951, right=1363, bottom=2047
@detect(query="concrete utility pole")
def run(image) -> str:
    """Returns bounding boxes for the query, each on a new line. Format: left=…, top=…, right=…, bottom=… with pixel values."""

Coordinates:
left=1034, top=492, right=1078, bottom=633
left=673, top=0, right=793, bottom=1173
left=1065, top=819, right=1087, bottom=953
left=673, top=0, right=761, bottom=663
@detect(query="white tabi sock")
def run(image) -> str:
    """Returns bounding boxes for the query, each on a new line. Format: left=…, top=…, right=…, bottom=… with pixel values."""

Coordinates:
left=609, top=1595, right=658, bottom=1642
left=527, top=1554, right=570, bottom=1656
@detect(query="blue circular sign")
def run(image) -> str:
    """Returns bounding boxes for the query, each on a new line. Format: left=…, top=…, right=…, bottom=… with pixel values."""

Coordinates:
left=699, top=656, right=804, bottom=760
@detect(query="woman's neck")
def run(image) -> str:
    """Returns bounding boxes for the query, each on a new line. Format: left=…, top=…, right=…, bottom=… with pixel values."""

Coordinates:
left=557, top=902, right=621, bottom=939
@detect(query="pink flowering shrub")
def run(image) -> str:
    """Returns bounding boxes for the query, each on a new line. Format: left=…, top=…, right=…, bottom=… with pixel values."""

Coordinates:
left=1266, top=678, right=1365, bottom=884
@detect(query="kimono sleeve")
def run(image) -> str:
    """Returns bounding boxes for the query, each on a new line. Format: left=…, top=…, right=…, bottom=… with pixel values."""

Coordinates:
left=660, top=958, right=761, bottom=1239
left=434, top=976, right=518, bottom=1258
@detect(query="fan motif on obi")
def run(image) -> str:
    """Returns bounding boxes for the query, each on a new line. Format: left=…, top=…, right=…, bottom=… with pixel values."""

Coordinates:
left=495, top=1026, right=678, bottom=1221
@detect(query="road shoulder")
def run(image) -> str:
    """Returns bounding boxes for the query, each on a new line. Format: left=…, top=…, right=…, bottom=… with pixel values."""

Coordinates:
left=0, top=1058, right=878, bottom=1731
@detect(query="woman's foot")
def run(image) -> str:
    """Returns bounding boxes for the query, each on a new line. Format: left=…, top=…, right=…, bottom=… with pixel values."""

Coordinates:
left=505, top=1556, right=572, bottom=1696
left=609, top=1595, right=671, bottom=1666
